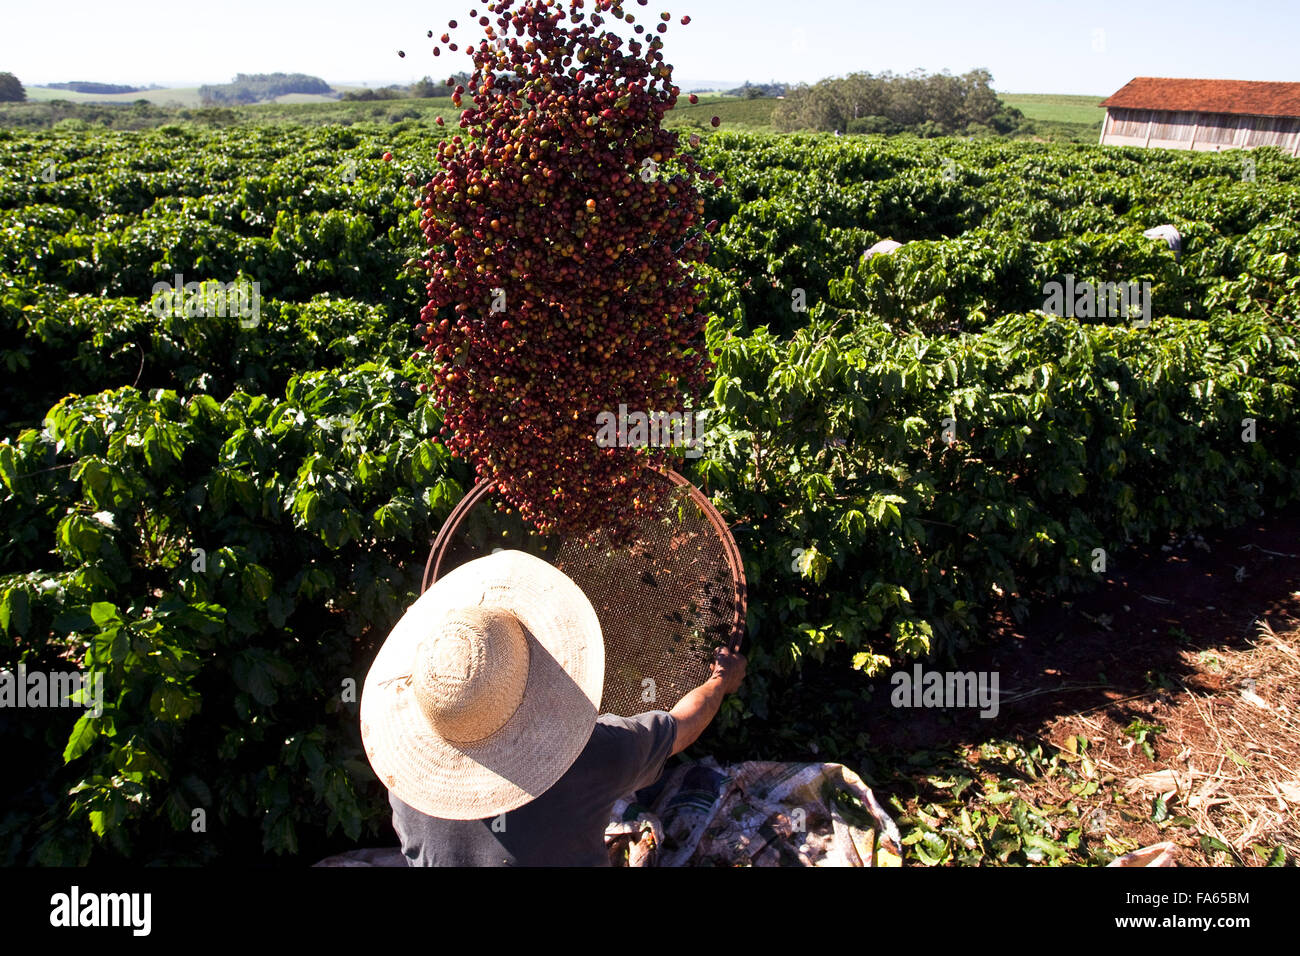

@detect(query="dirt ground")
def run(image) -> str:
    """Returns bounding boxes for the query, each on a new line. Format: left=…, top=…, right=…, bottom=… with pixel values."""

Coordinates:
left=863, top=501, right=1300, bottom=866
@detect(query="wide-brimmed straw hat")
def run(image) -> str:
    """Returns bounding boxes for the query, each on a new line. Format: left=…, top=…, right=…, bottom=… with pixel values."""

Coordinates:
left=360, top=549, right=605, bottom=820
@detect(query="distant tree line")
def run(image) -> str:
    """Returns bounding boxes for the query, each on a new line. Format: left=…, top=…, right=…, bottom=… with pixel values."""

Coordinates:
left=773, top=68, right=1025, bottom=137
left=724, top=81, right=787, bottom=99
left=415, top=74, right=472, bottom=97
left=342, top=86, right=408, bottom=101
left=0, top=72, right=25, bottom=102
left=45, top=82, right=143, bottom=95
left=344, top=74, right=471, bottom=100
left=199, top=73, right=333, bottom=106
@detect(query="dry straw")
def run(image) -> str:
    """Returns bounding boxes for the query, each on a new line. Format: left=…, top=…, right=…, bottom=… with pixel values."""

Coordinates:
left=361, top=550, right=605, bottom=820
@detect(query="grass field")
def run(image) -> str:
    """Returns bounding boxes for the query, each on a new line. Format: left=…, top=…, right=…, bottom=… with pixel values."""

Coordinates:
left=675, top=93, right=1112, bottom=137
left=26, top=85, right=361, bottom=107
left=19, top=86, right=1107, bottom=127
left=4, top=89, right=1104, bottom=141
left=999, top=93, right=1107, bottom=126
left=665, top=94, right=779, bottom=129
left=0, top=93, right=783, bottom=131
left=0, top=97, right=458, bottom=129
left=239, top=98, right=456, bottom=125
left=25, top=85, right=206, bottom=106
left=269, top=92, right=347, bottom=104
left=14, top=87, right=778, bottom=126
left=665, top=93, right=1111, bottom=133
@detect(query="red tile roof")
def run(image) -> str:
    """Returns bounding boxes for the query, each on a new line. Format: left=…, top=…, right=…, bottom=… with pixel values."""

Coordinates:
left=1101, top=78, right=1300, bottom=118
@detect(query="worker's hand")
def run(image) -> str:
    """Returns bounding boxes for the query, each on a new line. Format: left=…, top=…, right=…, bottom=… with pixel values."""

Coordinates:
left=709, top=646, right=747, bottom=695
left=670, top=647, right=748, bottom=756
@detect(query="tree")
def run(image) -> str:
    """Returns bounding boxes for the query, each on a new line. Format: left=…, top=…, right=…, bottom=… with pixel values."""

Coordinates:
left=341, top=86, right=406, bottom=101
left=410, top=76, right=441, bottom=98
left=848, top=115, right=901, bottom=136
left=199, top=73, right=331, bottom=106
left=986, top=104, right=1026, bottom=135
left=773, top=67, right=1011, bottom=136
left=956, top=69, right=1000, bottom=128
left=0, top=72, right=26, bottom=102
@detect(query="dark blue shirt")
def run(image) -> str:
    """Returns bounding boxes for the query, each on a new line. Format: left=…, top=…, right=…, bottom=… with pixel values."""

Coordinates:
left=390, top=711, right=678, bottom=866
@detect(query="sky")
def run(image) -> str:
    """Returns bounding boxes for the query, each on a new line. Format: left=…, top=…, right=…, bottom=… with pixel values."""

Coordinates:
left=2, top=0, right=1297, bottom=96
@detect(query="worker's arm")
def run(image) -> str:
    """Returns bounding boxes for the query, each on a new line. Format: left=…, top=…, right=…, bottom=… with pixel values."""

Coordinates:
left=668, top=647, right=747, bottom=756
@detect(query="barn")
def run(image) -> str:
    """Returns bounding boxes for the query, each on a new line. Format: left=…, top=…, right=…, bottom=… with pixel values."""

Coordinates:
left=1098, top=78, right=1300, bottom=155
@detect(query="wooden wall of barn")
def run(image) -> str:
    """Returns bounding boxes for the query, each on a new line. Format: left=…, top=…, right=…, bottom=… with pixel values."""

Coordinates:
left=1100, top=107, right=1300, bottom=155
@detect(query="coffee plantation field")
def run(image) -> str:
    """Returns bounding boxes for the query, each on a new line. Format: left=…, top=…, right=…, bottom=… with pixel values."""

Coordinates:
left=1, top=121, right=1297, bottom=865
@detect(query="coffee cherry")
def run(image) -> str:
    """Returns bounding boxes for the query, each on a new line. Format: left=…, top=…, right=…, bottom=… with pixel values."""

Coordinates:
left=416, top=0, right=717, bottom=537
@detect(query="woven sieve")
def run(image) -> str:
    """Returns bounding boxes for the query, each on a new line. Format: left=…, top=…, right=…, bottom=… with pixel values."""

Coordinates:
left=422, top=467, right=746, bottom=716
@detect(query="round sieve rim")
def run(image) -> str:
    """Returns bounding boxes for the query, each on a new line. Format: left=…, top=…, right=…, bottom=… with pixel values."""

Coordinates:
left=422, top=467, right=748, bottom=653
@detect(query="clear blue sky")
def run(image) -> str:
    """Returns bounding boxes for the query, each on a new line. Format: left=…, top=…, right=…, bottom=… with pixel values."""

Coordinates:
left=3, top=0, right=1296, bottom=95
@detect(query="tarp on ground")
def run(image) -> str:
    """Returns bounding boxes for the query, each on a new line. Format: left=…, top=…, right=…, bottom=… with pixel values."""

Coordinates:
left=315, top=758, right=902, bottom=868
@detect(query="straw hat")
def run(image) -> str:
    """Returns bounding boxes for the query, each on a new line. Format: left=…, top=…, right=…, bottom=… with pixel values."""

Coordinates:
left=360, top=550, right=605, bottom=820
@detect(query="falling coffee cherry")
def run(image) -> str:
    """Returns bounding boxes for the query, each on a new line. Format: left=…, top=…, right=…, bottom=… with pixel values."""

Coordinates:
left=711, top=115, right=720, bottom=127
left=416, top=0, right=718, bottom=538
left=397, top=50, right=406, bottom=58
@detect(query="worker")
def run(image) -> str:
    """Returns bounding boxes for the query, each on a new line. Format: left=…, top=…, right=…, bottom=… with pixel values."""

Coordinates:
left=361, top=549, right=746, bottom=865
